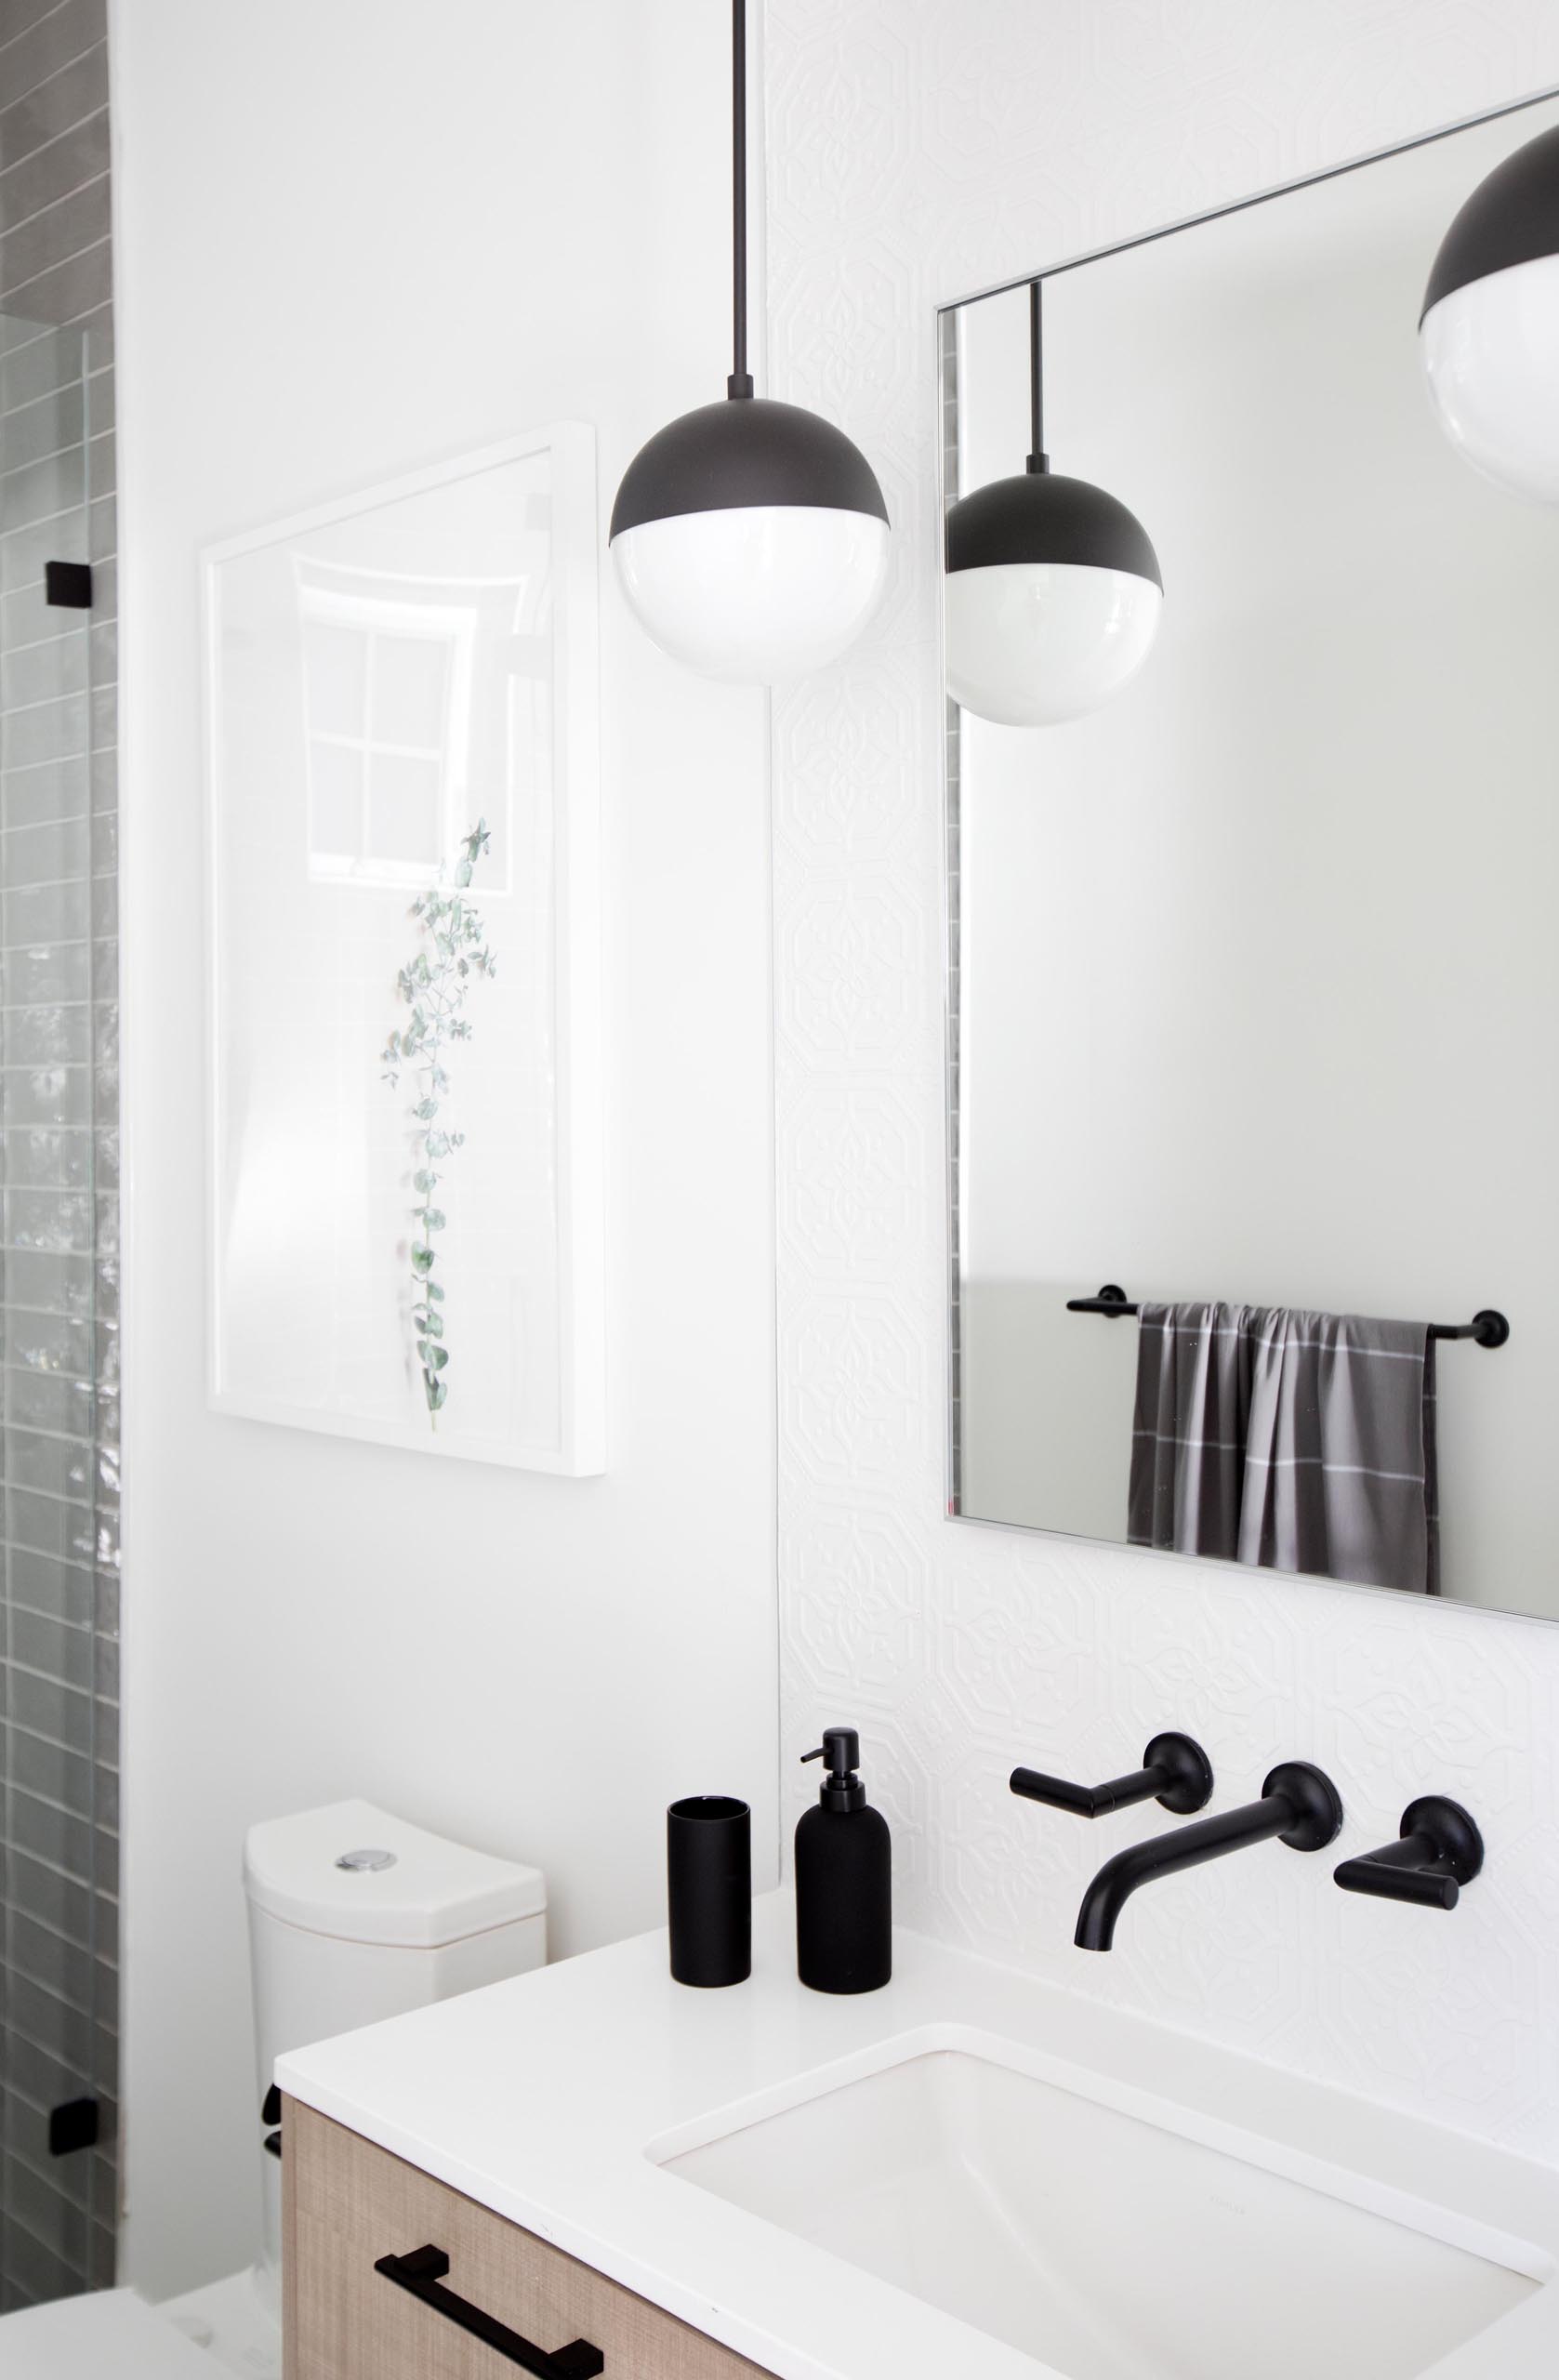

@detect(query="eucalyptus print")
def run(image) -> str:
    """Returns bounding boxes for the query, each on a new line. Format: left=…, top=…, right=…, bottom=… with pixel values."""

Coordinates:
left=381, top=822, right=496, bottom=1421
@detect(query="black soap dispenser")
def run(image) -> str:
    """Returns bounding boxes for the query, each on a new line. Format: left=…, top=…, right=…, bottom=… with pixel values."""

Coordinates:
left=795, top=1726, right=892, bottom=1994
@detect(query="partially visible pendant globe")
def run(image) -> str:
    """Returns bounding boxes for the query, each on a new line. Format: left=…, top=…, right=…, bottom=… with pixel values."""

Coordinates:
left=1421, top=124, right=1559, bottom=504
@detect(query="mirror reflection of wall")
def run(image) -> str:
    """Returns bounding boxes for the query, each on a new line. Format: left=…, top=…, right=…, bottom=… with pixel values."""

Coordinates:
left=946, top=95, right=1559, bottom=1621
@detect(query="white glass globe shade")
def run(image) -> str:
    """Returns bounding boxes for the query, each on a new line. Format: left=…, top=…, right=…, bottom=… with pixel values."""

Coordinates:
left=1421, top=252, right=1559, bottom=502
left=945, top=561, right=1163, bottom=727
left=612, top=503, right=890, bottom=684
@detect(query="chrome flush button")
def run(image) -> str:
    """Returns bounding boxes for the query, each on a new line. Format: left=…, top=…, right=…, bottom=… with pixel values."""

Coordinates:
left=335, top=1847, right=397, bottom=1872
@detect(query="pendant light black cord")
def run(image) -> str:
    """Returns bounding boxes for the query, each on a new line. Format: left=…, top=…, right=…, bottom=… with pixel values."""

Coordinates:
left=1026, top=279, right=1048, bottom=473
left=729, top=0, right=754, bottom=399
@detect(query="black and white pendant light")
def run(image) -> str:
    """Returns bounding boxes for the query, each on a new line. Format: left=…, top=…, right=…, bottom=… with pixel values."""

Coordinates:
left=944, top=281, right=1162, bottom=728
left=1421, top=122, right=1559, bottom=502
left=609, top=0, right=890, bottom=684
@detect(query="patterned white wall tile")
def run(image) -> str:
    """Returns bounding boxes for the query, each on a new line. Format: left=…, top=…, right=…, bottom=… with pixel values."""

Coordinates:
left=783, top=1087, right=926, bottom=1271
left=766, top=0, right=1559, bottom=2158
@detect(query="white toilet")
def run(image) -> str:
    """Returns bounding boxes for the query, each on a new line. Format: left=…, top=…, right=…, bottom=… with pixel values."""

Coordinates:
left=163, top=1798, right=547, bottom=2378
left=243, top=1795, right=547, bottom=2322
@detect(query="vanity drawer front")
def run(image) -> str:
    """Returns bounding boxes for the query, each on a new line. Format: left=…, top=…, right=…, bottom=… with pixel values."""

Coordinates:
left=283, top=2096, right=776, bottom=2380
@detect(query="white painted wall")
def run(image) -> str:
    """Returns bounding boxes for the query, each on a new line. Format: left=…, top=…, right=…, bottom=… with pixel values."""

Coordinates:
left=955, top=102, right=1559, bottom=1613
left=112, top=0, right=777, bottom=2300
left=770, top=0, right=1559, bottom=2168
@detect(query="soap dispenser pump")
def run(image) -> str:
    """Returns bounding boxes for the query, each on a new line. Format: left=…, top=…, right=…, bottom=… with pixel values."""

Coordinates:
left=795, top=1726, right=892, bottom=1994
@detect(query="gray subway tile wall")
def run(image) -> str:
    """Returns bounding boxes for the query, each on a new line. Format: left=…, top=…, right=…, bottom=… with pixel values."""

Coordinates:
left=0, top=0, right=117, bottom=2312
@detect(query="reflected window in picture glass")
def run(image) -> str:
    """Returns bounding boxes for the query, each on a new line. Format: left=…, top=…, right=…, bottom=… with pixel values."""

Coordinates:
left=298, top=562, right=476, bottom=885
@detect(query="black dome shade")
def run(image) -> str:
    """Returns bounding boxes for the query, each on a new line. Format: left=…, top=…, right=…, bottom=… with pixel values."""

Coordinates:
left=610, top=396, right=889, bottom=539
left=945, top=470, right=1162, bottom=588
left=1421, top=123, right=1559, bottom=323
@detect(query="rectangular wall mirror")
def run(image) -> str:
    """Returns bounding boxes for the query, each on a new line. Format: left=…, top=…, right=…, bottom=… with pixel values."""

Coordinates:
left=944, top=92, right=1559, bottom=1624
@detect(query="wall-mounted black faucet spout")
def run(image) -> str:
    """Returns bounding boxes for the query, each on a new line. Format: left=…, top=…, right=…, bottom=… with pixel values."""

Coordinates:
left=1075, top=1762, right=1342, bottom=1951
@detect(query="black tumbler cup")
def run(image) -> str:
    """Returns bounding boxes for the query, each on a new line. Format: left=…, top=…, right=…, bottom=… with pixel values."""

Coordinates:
left=667, top=1795, right=751, bottom=1986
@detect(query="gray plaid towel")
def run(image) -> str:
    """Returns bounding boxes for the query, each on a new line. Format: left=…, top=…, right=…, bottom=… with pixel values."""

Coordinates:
left=1128, top=1302, right=1437, bottom=1594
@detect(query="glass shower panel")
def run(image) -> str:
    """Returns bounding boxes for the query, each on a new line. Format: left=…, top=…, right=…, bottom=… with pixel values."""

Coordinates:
left=0, top=311, right=115, bottom=2312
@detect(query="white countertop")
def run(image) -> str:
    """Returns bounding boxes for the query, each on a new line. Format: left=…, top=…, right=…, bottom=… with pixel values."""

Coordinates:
left=278, top=1891, right=1559, bottom=2380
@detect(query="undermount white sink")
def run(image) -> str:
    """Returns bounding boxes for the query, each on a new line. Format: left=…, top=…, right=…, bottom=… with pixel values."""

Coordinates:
left=657, top=2037, right=1547, bottom=2380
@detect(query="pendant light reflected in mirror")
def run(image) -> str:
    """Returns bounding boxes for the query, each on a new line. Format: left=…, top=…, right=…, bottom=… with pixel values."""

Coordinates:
left=944, top=281, right=1162, bottom=728
left=609, top=0, right=890, bottom=684
left=1421, top=123, right=1559, bottom=502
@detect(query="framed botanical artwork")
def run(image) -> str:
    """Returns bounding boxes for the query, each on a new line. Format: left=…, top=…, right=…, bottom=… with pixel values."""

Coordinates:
left=204, top=428, right=604, bottom=1474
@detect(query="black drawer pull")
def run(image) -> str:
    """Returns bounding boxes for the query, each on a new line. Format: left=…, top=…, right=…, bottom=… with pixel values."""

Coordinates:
left=375, top=2245, right=605, bottom=2379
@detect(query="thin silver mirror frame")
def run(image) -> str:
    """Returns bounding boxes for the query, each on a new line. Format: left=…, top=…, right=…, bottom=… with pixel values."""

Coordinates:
left=936, top=82, right=1559, bottom=1628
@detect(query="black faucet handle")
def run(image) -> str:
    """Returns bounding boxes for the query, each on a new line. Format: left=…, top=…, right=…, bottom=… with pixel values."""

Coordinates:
left=1011, top=1731, right=1213, bottom=1819
left=1333, top=1796, right=1484, bottom=1911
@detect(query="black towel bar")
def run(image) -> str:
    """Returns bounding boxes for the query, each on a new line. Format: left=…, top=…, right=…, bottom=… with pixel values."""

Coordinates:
left=1064, top=1286, right=1509, bottom=1348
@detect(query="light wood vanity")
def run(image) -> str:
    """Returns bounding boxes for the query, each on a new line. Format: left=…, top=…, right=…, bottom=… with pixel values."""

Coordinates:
left=283, top=2096, right=777, bottom=2380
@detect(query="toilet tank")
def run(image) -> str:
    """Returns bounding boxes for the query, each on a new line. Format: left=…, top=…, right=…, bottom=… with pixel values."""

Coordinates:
left=244, top=1798, right=546, bottom=2309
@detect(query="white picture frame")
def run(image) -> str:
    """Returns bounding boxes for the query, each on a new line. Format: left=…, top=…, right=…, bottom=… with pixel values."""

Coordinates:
left=204, top=427, right=605, bottom=1474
